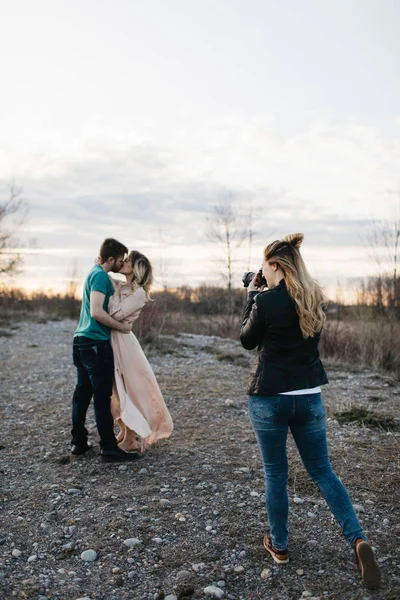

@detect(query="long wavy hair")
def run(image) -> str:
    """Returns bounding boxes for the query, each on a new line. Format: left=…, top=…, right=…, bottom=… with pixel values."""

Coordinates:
left=128, top=250, right=153, bottom=301
left=263, top=233, right=327, bottom=338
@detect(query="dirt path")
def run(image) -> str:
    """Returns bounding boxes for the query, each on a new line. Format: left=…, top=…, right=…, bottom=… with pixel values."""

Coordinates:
left=0, top=320, right=399, bottom=600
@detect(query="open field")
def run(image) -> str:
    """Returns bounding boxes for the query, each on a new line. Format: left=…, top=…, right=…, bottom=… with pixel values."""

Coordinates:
left=0, top=319, right=399, bottom=600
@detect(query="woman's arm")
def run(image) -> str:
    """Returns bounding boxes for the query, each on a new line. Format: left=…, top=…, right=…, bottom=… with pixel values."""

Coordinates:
left=240, top=292, right=265, bottom=350
left=90, top=292, right=131, bottom=333
left=108, top=287, right=146, bottom=321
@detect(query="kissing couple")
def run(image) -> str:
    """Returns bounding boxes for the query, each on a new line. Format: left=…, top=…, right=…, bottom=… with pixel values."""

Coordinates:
left=70, top=238, right=173, bottom=462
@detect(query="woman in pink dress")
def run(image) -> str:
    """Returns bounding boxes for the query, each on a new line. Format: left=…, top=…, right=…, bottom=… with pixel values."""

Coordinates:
left=108, top=250, right=173, bottom=452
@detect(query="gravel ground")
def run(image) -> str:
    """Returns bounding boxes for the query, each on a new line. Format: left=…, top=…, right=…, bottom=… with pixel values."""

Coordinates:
left=0, top=319, right=399, bottom=600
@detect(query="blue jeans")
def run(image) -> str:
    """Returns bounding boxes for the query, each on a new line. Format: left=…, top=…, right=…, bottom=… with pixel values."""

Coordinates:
left=71, top=337, right=117, bottom=451
left=248, top=393, right=366, bottom=550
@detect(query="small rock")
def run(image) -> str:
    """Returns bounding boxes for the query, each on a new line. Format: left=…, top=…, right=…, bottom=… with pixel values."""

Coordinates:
left=160, top=498, right=171, bottom=506
left=62, top=542, right=74, bottom=550
left=165, top=595, right=178, bottom=600
left=128, top=571, right=136, bottom=578
left=119, top=465, right=128, bottom=472
left=67, top=488, right=82, bottom=494
left=307, top=512, right=315, bottom=518
left=27, top=555, right=37, bottom=563
left=261, top=567, right=272, bottom=579
left=234, top=565, right=244, bottom=573
left=112, top=567, right=120, bottom=574
left=12, top=549, right=22, bottom=558
left=192, top=562, right=207, bottom=572
left=250, top=491, right=259, bottom=497
left=204, top=585, right=224, bottom=598
left=294, top=496, right=305, bottom=504
left=80, top=550, right=97, bottom=562
left=383, top=518, right=390, bottom=525
left=296, top=569, right=304, bottom=575
left=140, top=468, right=148, bottom=474
left=217, top=580, right=226, bottom=587
left=353, top=504, right=365, bottom=513
left=123, top=538, right=142, bottom=547
left=206, top=525, right=213, bottom=532
left=152, top=537, right=163, bottom=544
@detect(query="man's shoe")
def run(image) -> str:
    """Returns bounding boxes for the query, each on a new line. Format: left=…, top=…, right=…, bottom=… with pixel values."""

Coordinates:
left=355, top=539, right=381, bottom=590
left=263, top=535, right=289, bottom=564
left=71, top=442, right=92, bottom=456
left=101, top=447, right=141, bottom=462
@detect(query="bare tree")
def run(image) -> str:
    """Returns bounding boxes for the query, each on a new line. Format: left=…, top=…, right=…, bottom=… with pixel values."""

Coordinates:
left=206, top=194, right=246, bottom=329
left=0, top=184, right=29, bottom=277
left=363, top=193, right=400, bottom=314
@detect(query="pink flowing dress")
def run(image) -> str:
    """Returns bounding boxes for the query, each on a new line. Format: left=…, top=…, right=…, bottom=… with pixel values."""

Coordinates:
left=108, top=279, right=173, bottom=447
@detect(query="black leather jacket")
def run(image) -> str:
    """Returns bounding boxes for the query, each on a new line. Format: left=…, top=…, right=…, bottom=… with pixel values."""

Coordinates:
left=240, top=280, right=328, bottom=396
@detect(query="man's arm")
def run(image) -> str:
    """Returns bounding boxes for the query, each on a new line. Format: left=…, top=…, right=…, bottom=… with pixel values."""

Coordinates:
left=90, top=291, right=131, bottom=333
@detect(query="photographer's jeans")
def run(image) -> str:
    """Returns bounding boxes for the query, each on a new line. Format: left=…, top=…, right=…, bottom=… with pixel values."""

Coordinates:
left=248, top=393, right=367, bottom=550
left=71, top=336, right=117, bottom=451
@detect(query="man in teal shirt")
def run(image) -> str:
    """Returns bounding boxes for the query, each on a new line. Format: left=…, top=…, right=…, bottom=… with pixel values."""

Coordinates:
left=71, top=238, right=140, bottom=462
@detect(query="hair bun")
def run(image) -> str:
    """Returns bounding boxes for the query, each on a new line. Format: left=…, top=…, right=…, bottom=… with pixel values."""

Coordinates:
left=283, top=233, right=304, bottom=249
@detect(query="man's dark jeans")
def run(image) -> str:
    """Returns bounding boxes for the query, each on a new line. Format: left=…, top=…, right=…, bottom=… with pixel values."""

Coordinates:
left=71, top=336, right=117, bottom=451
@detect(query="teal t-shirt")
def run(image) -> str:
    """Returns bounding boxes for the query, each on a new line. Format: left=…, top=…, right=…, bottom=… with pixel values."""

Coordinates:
left=74, top=266, right=115, bottom=340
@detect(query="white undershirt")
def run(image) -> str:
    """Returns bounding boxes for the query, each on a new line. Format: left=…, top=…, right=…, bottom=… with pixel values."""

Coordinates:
left=281, top=387, right=321, bottom=395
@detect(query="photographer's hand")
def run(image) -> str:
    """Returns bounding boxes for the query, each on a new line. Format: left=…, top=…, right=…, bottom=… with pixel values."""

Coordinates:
left=248, top=274, right=267, bottom=293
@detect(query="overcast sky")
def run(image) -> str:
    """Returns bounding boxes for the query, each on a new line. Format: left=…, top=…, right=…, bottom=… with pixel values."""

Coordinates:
left=0, top=0, right=399, bottom=297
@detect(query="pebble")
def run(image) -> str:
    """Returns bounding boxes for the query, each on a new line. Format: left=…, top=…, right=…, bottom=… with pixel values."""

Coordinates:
left=204, top=585, right=225, bottom=598
left=159, top=498, right=171, bottom=506
left=62, top=542, right=74, bottom=550
left=80, top=550, right=97, bottom=562
left=294, top=496, right=305, bottom=504
left=307, top=512, right=316, bottom=518
left=140, top=468, right=148, bottom=474
left=192, top=562, right=207, bottom=572
left=11, top=549, right=22, bottom=558
left=206, top=525, right=213, bottom=532
left=250, top=491, right=259, bottom=497
left=67, top=488, right=82, bottom=495
left=296, top=569, right=304, bottom=575
left=261, top=567, right=272, bottom=579
left=175, top=513, right=186, bottom=521
left=217, top=580, right=226, bottom=587
left=75, top=597, right=91, bottom=600
left=353, top=504, right=365, bottom=512
left=119, top=465, right=128, bottom=472
left=128, top=571, right=136, bottom=578
left=152, top=537, right=163, bottom=544
left=123, top=538, right=142, bottom=547
left=165, top=596, right=178, bottom=600
left=27, top=555, right=37, bottom=563
left=234, top=565, right=244, bottom=573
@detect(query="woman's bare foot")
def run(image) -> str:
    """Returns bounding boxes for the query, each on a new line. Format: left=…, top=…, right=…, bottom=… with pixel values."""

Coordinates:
left=118, top=441, right=139, bottom=453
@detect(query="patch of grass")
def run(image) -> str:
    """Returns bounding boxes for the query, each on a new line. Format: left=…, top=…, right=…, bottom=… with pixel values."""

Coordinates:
left=203, top=345, right=220, bottom=355
left=368, top=395, right=386, bottom=402
left=334, top=407, right=398, bottom=430
left=216, top=352, right=250, bottom=367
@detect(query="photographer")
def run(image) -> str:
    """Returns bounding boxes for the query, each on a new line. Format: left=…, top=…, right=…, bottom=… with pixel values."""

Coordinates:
left=240, top=233, right=381, bottom=590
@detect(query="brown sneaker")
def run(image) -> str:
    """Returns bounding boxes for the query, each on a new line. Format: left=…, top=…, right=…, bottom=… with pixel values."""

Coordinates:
left=263, top=535, right=289, bottom=564
left=355, top=539, right=381, bottom=590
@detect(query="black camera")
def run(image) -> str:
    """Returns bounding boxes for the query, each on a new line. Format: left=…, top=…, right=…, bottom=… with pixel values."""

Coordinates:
left=242, top=268, right=267, bottom=288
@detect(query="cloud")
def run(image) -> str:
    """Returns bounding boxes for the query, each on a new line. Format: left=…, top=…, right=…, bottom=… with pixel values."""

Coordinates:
left=0, top=114, right=398, bottom=292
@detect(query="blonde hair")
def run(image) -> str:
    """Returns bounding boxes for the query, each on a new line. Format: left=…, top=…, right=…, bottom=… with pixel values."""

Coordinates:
left=263, top=233, right=327, bottom=338
left=128, top=251, right=153, bottom=301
